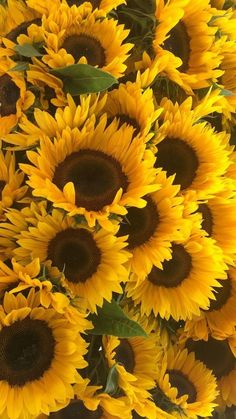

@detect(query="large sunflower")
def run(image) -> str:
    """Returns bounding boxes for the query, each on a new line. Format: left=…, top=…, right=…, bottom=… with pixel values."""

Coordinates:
left=185, top=331, right=236, bottom=408
left=197, top=186, right=236, bottom=265
left=126, top=230, right=228, bottom=321
left=0, top=289, right=88, bottom=419
left=154, top=97, right=232, bottom=200
left=152, top=0, right=223, bottom=93
left=11, top=209, right=130, bottom=312
left=117, top=170, right=185, bottom=279
left=0, top=58, right=35, bottom=136
left=184, top=266, right=236, bottom=340
left=0, top=149, right=28, bottom=218
left=20, top=119, right=158, bottom=230
left=103, top=332, right=159, bottom=402
left=42, top=3, right=133, bottom=79
left=155, top=344, right=218, bottom=418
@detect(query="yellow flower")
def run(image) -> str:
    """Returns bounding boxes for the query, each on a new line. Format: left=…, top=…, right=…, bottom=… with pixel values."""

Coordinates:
left=184, top=265, right=236, bottom=339
left=0, top=58, right=35, bottom=136
left=12, top=209, right=130, bottom=312
left=184, top=330, right=236, bottom=408
left=20, top=119, right=159, bottom=231
left=0, top=289, right=88, bottom=419
left=0, top=149, right=27, bottom=217
left=117, top=170, right=185, bottom=279
left=155, top=344, right=218, bottom=418
left=42, top=3, right=133, bottom=79
left=151, top=0, right=223, bottom=93
left=154, top=97, right=232, bottom=200
left=126, top=230, right=227, bottom=321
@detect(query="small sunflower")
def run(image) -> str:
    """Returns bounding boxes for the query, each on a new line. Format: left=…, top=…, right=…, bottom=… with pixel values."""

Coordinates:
left=155, top=344, right=218, bottom=418
left=20, top=119, right=158, bottom=230
left=4, top=92, right=105, bottom=150
left=152, top=0, right=223, bottom=93
left=197, top=186, right=236, bottom=265
left=126, top=231, right=228, bottom=321
left=103, top=332, right=159, bottom=402
left=185, top=331, right=236, bottom=408
left=184, top=266, right=236, bottom=340
left=117, top=170, right=185, bottom=279
left=154, top=97, right=231, bottom=200
left=0, top=58, right=35, bottom=136
left=0, top=149, right=28, bottom=217
left=0, top=289, right=88, bottom=419
left=12, top=209, right=130, bottom=312
left=42, top=3, right=133, bottom=79
left=217, top=41, right=236, bottom=112
left=100, top=80, right=162, bottom=141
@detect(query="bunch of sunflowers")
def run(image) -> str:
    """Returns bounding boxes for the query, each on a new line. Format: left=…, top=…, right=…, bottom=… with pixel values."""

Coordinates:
left=0, top=0, right=236, bottom=418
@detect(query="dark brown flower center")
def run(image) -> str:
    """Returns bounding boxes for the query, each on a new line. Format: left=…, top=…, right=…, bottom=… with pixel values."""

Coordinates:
left=163, top=21, right=190, bottom=72
left=186, top=337, right=235, bottom=379
left=53, top=149, right=128, bottom=211
left=61, top=34, right=106, bottom=66
left=6, top=18, right=41, bottom=42
left=0, top=180, right=6, bottom=197
left=67, top=0, right=101, bottom=6
left=117, top=196, right=159, bottom=249
left=148, top=244, right=192, bottom=287
left=49, top=400, right=103, bottom=419
left=107, top=114, right=140, bottom=137
left=115, top=339, right=135, bottom=373
left=155, top=138, right=199, bottom=190
left=198, top=203, right=213, bottom=236
left=0, top=318, right=55, bottom=386
left=47, top=228, right=101, bottom=283
left=168, top=369, right=197, bottom=403
left=0, top=74, right=20, bottom=117
left=206, top=277, right=232, bottom=312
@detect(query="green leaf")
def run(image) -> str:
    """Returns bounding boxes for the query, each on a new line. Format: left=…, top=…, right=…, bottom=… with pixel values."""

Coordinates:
left=10, top=62, right=30, bottom=72
left=104, top=364, right=119, bottom=395
left=14, top=43, right=42, bottom=57
left=50, top=64, right=118, bottom=95
left=89, top=300, right=147, bottom=338
left=220, top=88, right=234, bottom=97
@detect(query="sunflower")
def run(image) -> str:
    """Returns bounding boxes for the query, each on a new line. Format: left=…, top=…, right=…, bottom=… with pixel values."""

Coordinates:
left=103, top=332, right=159, bottom=402
left=4, top=92, right=105, bottom=150
left=184, top=265, right=236, bottom=340
left=153, top=97, right=232, bottom=200
left=42, top=3, right=133, bottom=79
left=0, top=58, right=35, bottom=136
left=151, top=0, right=223, bottom=93
left=0, top=0, right=41, bottom=42
left=196, top=186, right=236, bottom=265
left=0, top=149, right=28, bottom=218
left=184, top=331, right=236, bottom=408
left=11, top=209, right=131, bottom=312
left=20, top=119, right=159, bottom=231
left=0, top=289, right=88, bottom=419
left=99, top=80, right=162, bottom=141
left=126, top=230, right=228, bottom=321
left=217, top=41, right=236, bottom=112
left=63, top=0, right=125, bottom=13
left=155, top=344, right=218, bottom=418
left=117, top=170, right=185, bottom=279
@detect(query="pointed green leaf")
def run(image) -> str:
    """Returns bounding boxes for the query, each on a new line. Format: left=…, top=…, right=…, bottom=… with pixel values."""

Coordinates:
left=89, top=300, right=147, bottom=338
left=50, top=64, right=118, bottom=95
left=10, top=62, right=30, bottom=72
left=104, top=364, right=119, bottom=395
left=14, top=43, right=42, bottom=57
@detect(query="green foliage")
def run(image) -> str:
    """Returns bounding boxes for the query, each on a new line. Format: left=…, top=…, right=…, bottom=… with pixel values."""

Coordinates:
left=10, top=62, right=30, bottom=72
left=14, top=43, right=43, bottom=57
left=104, top=364, right=119, bottom=395
left=89, top=300, right=147, bottom=338
left=50, top=64, right=118, bottom=95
